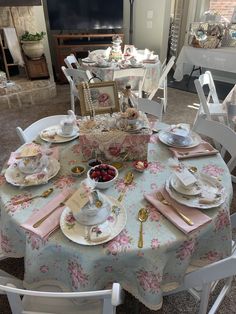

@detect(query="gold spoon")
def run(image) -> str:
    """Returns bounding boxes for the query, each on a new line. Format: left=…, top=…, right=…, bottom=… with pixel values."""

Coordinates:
left=13, top=188, right=54, bottom=205
left=188, top=166, right=198, bottom=174
left=117, top=171, right=134, bottom=202
left=138, top=208, right=148, bottom=248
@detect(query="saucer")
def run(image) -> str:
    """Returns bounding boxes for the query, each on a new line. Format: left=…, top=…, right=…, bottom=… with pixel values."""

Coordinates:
left=57, top=128, right=78, bottom=138
left=159, top=130, right=201, bottom=148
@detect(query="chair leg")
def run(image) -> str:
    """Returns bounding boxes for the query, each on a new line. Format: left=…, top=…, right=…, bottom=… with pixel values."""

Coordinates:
left=198, top=283, right=211, bottom=314
left=103, top=298, right=115, bottom=314
left=71, top=94, right=75, bottom=112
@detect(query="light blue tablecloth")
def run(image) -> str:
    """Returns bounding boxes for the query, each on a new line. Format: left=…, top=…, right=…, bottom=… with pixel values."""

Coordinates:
left=0, top=126, right=233, bottom=310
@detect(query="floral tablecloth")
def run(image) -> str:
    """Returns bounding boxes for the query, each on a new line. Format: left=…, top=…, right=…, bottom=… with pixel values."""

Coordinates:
left=84, top=61, right=161, bottom=94
left=0, top=124, right=233, bottom=311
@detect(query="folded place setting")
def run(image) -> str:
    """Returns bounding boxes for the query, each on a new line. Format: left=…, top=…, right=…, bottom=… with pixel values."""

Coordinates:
left=21, top=181, right=127, bottom=245
left=158, top=123, right=219, bottom=159
left=4, top=143, right=60, bottom=187
left=40, top=113, right=79, bottom=143
left=144, top=161, right=226, bottom=234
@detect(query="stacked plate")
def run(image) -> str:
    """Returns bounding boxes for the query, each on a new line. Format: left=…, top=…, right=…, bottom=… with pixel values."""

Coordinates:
left=165, top=172, right=226, bottom=209
left=159, top=129, right=201, bottom=148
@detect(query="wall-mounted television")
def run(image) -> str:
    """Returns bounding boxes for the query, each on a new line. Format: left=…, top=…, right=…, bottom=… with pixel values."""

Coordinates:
left=46, top=0, right=123, bottom=32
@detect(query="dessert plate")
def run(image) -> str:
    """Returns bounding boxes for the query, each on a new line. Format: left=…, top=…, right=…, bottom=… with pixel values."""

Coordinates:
left=165, top=173, right=226, bottom=209
left=40, top=125, right=79, bottom=143
left=170, top=174, right=202, bottom=196
left=159, top=130, right=201, bottom=148
left=5, top=158, right=60, bottom=187
left=60, top=197, right=127, bottom=246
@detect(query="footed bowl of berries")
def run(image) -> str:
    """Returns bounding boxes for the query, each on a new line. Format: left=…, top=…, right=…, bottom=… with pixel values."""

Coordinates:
left=88, top=163, right=118, bottom=189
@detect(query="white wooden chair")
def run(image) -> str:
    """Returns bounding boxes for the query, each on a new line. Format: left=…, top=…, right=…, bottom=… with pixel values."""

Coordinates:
left=64, top=53, right=80, bottom=69
left=0, top=270, right=124, bottom=314
left=16, top=115, right=68, bottom=144
left=164, top=212, right=236, bottom=314
left=148, top=56, right=176, bottom=112
left=113, top=67, right=147, bottom=98
left=61, top=66, right=94, bottom=112
left=137, top=98, right=163, bottom=121
left=193, top=71, right=228, bottom=129
left=193, top=114, right=236, bottom=183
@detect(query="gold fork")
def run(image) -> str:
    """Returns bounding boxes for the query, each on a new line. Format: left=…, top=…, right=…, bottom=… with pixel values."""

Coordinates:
left=156, top=191, right=194, bottom=226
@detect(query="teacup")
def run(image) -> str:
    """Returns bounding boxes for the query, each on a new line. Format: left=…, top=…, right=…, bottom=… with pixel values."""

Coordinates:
left=18, top=154, right=48, bottom=174
left=60, top=118, right=74, bottom=136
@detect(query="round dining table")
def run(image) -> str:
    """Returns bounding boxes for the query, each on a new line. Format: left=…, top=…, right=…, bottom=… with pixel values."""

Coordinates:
left=83, top=60, right=161, bottom=95
left=0, top=122, right=233, bottom=311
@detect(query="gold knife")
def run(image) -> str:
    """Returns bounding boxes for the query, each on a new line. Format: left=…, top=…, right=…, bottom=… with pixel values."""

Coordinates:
left=156, top=191, right=194, bottom=226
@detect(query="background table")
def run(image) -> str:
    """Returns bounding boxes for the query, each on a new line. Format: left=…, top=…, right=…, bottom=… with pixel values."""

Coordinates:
left=84, top=61, right=161, bottom=95
left=0, top=124, right=233, bottom=311
left=173, top=46, right=236, bottom=81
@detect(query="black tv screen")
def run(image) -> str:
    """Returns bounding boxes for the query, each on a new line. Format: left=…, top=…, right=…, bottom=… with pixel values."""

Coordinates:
left=46, top=0, right=123, bottom=31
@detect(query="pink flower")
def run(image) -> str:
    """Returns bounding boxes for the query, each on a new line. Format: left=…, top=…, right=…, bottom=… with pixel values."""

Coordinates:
left=201, top=250, right=222, bottom=262
left=176, top=239, right=196, bottom=261
left=65, top=212, right=76, bottom=225
left=40, top=265, right=49, bottom=273
left=148, top=162, right=165, bottom=174
left=149, top=210, right=160, bottom=222
left=0, top=232, right=12, bottom=253
left=215, top=210, right=230, bottom=231
left=68, top=260, right=89, bottom=289
left=151, top=238, right=160, bottom=249
left=136, top=268, right=161, bottom=293
left=7, top=193, right=32, bottom=214
left=105, top=229, right=132, bottom=255
left=26, top=233, right=46, bottom=250
left=54, top=176, right=76, bottom=189
left=202, top=164, right=224, bottom=177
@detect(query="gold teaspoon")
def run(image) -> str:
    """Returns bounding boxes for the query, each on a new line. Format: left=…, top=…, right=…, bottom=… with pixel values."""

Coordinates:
left=13, top=188, right=54, bottom=205
left=138, top=208, right=148, bottom=248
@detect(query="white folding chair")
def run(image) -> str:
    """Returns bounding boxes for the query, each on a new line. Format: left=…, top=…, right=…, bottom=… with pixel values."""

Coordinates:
left=193, top=114, right=236, bottom=183
left=193, top=71, right=228, bottom=129
left=16, top=115, right=68, bottom=144
left=113, top=67, right=147, bottom=98
left=137, top=98, right=163, bottom=121
left=64, top=53, right=80, bottom=69
left=0, top=270, right=124, bottom=314
left=164, top=212, right=236, bottom=314
left=61, top=66, right=94, bottom=112
left=148, top=56, right=176, bottom=112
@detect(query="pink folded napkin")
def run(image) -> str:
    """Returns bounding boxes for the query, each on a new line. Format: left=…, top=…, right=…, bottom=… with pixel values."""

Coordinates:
left=169, top=142, right=218, bottom=159
left=21, top=189, right=73, bottom=239
left=144, top=187, right=212, bottom=235
left=8, top=146, right=59, bottom=166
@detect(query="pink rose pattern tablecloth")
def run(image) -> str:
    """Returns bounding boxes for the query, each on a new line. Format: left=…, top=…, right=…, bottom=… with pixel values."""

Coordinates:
left=0, top=127, right=233, bottom=310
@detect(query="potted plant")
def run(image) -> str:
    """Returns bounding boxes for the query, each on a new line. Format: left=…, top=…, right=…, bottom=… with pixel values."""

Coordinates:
left=20, top=31, right=46, bottom=59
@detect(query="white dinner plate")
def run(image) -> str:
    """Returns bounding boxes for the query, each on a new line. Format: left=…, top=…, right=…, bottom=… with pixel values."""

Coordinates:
left=5, top=158, right=60, bottom=187
left=40, top=125, right=79, bottom=143
left=159, top=130, right=201, bottom=148
left=166, top=173, right=226, bottom=209
left=170, top=174, right=202, bottom=196
left=60, top=197, right=127, bottom=246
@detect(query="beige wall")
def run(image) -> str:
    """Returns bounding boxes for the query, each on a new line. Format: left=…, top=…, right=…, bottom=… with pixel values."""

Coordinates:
left=33, top=6, right=54, bottom=82
left=124, top=0, right=171, bottom=63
